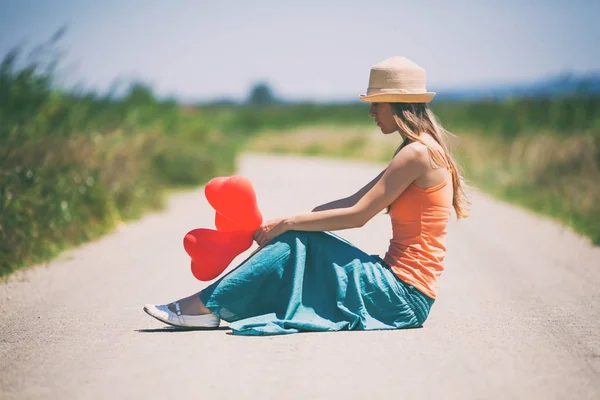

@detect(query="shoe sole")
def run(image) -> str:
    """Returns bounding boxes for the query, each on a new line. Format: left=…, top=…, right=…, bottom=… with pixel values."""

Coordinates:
left=143, top=306, right=220, bottom=330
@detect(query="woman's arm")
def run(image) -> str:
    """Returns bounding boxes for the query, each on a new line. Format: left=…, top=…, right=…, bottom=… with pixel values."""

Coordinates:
left=287, top=144, right=428, bottom=231
left=311, top=170, right=385, bottom=212
left=253, top=143, right=429, bottom=245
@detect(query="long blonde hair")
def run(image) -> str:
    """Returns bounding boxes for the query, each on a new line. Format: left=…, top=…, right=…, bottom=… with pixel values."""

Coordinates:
left=390, top=102, right=469, bottom=219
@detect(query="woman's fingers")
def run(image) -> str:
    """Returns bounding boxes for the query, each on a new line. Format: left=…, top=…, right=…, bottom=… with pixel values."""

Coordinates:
left=253, top=228, right=263, bottom=243
left=259, top=235, right=270, bottom=246
left=254, top=230, right=265, bottom=246
left=253, top=225, right=274, bottom=246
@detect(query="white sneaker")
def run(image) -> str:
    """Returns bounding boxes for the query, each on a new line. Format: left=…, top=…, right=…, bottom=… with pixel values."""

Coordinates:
left=143, top=302, right=220, bottom=329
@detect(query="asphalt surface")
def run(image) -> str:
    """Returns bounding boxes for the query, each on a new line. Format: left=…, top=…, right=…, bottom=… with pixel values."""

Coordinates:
left=1, top=153, right=599, bottom=399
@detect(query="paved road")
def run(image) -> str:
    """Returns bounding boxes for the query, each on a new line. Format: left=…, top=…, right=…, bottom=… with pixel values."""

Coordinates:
left=1, top=153, right=599, bottom=399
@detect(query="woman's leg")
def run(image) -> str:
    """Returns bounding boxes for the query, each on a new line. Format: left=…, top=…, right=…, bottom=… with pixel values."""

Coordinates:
left=162, top=231, right=298, bottom=320
left=165, top=245, right=268, bottom=317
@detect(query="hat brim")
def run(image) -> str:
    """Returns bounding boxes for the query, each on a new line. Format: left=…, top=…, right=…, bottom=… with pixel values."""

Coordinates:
left=359, top=92, right=436, bottom=103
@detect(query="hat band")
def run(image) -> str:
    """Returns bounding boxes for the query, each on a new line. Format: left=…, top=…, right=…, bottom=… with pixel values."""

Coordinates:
left=366, top=87, right=430, bottom=95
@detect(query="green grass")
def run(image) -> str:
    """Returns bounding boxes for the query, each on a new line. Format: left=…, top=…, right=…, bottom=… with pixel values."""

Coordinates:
left=454, top=133, right=600, bottom=244
left=0, top=44, right=244, bottom=277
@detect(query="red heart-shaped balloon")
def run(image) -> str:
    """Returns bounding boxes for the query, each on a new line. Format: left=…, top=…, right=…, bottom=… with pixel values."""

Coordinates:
left=183, top=228, right=253, bottom=281
left=214, top=212, right=238, bottom=232
left=182, top=175, right=263, bottom=281
left=205, top=175, right=262, bottom=232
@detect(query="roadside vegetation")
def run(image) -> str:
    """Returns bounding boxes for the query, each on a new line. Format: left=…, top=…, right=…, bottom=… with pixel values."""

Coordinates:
left=2, top=36, right=598, bottom=277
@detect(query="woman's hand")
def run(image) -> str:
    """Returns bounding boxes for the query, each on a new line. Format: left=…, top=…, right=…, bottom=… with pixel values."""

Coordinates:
left=253, top=218, right=289, bottom=247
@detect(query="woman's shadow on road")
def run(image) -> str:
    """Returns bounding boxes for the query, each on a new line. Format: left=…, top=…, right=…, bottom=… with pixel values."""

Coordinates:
left=136, top=326, right=231, bottom=333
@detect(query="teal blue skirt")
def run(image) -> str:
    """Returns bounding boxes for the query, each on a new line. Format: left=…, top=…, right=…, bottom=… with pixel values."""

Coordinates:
left=199, top=230, right=434, bottom=336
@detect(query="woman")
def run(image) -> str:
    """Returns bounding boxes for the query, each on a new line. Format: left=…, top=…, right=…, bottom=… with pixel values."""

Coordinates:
left=144, top=56, right=469, bottom=335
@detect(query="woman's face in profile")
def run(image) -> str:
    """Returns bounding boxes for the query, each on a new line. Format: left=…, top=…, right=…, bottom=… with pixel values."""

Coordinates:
left=369, top=103, right=397, bottom=134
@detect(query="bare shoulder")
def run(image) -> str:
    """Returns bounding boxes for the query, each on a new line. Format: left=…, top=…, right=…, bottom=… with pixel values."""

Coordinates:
left=390, top=141, right=429, bottom=169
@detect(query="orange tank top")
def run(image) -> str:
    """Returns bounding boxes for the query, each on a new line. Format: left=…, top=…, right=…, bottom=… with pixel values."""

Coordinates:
left=382, top=177, right=453, bottom=299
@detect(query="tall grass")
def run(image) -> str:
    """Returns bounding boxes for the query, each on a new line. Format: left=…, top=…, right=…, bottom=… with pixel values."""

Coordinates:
left=453, top=133, right=600, bottom=244
left=432, top=95, right=600, bottom=136
left=0, top=43, right=242, bottom=276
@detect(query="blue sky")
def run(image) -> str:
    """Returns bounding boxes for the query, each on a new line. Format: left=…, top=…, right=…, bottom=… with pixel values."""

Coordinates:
left=1, top=0, right=599, bottom=101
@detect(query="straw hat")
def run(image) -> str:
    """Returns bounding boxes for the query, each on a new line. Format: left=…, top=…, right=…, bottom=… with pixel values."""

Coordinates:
left=359, top=56, right=435, bottom=103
